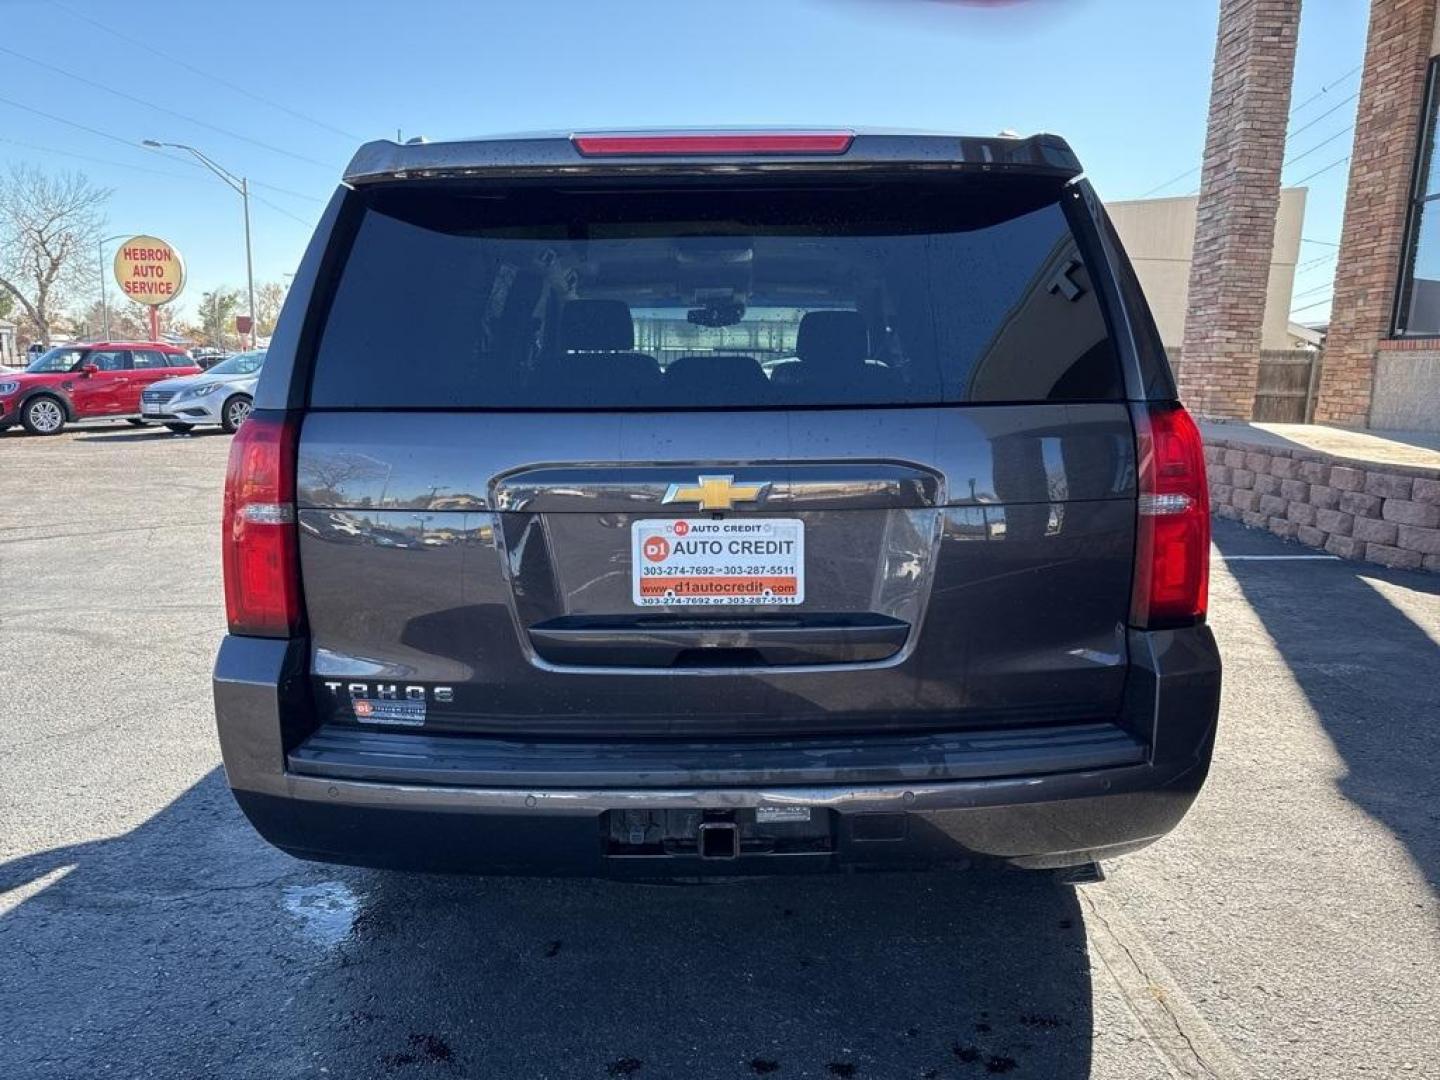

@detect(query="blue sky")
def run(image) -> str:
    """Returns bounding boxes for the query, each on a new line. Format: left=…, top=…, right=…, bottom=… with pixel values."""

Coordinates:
left=0, top=0, right=1368, bottom=322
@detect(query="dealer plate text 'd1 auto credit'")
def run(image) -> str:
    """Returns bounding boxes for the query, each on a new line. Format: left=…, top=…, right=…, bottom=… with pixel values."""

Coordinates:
left=632, top=519, right=804, bottom=606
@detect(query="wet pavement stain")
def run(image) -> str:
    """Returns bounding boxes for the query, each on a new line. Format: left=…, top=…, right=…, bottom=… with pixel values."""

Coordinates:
left=952, top=1043, right=981, bottom=1064
left=984, top=1056, right=1018, bottom=1074
left=281, top=881, right=359, bottom=948
left=380, top=1033, right=455, bottom=1071
left=748, top=1059, right=780, bottom=1074
left=543, top=940, right=563, bottom=958
left=1018, top=1013, right=1068, bottom=1029
left=607, top=1057, right=643, bottom=1076
left=408, top=1034, right=453, bottom=1063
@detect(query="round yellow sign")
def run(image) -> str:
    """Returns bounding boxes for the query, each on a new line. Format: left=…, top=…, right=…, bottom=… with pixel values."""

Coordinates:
left=113, top=235, right=185, bottom=307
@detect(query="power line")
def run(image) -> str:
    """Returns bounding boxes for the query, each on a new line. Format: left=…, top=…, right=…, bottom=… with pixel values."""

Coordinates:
left=1291, top=295, right=1334, bottom=314
left=0, top=135, right=224, bottom=184
left=248, top=180, right=325, bottom=204
left=0, top=42, right=337, bottom=171
left=1295, top=251, right=1339, bottom=273
left=1135, top=74, right=1361, bottom=200
left=1300, top=237, right=1342, bottom=247
left=1288, top=63, right=1362, bottom=117
left=249, top=192, right=317, bottom=229
left=47, top=0, right=365, bottom=144
left=1283, top=126, right=1353, bottom=171
left=0, top=91, right=325, bottom=205
left=1292, top=281, right=1334, bottom=300
left=0, top=90, right=163, bottom=156
left=1292, top=155, right=1351, bottom=186
left=1137, top=165, right=1201, bottom=200
left=1287, top=93, right=1360, bottom=142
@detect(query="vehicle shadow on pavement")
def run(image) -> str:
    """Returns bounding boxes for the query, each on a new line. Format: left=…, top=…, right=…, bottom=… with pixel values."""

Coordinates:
left=71, top=429, right=229, bottom=443
left=0, top=769, right=1095, bottom=1079
left=1213, top=520, right=1440, bottom=895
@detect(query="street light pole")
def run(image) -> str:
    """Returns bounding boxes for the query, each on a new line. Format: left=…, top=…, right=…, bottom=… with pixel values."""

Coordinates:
left=142, top=140, right=257, bottom=349
left=241, top=177, right=256, bottom=352
left=97, top=233, right=132, bottom=341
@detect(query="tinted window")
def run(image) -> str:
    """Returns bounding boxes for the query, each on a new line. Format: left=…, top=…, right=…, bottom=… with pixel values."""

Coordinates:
left=132, top=350, right=173, bottom=369
left=27, top=347, right=84, bottom=373
left=88, top=350, right=129, bottom=371
left=311, top=181, right=1121, bottom=409
left=1397, top=58, right=1440, bottom=336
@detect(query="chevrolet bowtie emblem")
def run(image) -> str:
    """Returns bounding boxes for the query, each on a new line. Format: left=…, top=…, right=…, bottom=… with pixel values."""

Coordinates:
left=662, top=475, right=769, bottom=511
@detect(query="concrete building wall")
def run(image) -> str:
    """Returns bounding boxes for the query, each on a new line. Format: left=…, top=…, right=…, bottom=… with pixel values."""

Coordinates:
left=1108, top=188, right=1306, bottom=353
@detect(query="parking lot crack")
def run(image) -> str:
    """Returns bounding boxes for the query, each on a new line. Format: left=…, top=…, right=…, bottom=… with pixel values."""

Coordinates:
left=1081, top=886, right=1247, bottom=1080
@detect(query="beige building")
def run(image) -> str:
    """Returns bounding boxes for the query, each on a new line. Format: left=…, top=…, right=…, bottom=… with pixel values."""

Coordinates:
left=1106, top=188, right=1307, bottom=353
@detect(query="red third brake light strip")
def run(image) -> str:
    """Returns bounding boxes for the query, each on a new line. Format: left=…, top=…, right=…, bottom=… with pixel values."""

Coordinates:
left=572, top=133, right=854, bottom=157
left=1130, top=402, right=1211, bottom=629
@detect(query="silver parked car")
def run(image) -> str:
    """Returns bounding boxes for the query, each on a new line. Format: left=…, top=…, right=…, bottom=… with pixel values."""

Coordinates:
left=141, top=350, right=265, bottom=433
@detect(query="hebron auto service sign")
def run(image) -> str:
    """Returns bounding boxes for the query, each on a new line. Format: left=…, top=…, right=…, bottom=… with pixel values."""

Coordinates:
left=113, top=235, right=185, bottom=306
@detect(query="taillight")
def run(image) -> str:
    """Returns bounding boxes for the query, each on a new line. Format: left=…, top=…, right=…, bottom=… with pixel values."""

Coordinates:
left=572, top=132, right=854, bottom=156
left=1130, top=402, right=1210, bottom=629
left=222, top=412, right=302, bottom=637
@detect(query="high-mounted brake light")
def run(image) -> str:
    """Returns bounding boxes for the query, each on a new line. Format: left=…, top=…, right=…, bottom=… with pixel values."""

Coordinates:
left=1130, top=403, right=1210, bottom=629
left=572, top=132, right=854, bottom=157
left=222, top=412, right=303, bottom=637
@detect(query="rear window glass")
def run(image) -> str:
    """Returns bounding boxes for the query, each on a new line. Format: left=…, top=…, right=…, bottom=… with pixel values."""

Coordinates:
left=310, top=181, right=1121, bottom=409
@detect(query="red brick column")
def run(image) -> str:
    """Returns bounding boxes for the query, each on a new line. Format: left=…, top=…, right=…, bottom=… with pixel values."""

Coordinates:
left=1314, top=0, right=1439, bottom=427
left=1178, top=0, right=1302, bottom=419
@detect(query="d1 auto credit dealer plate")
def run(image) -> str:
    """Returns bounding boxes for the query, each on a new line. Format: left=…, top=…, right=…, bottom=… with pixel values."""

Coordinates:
left=632, top=519, right=804, bottom=606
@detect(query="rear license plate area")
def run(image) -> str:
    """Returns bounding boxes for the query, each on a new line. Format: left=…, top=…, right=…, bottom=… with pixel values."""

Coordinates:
left=632, top=518, right=804, bottom=607
left=604, top=808, right=834, bottom=858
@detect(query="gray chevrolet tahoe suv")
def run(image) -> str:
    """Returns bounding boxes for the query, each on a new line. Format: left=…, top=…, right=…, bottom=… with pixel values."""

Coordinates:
left=213, top=129, right=1219, bottom=877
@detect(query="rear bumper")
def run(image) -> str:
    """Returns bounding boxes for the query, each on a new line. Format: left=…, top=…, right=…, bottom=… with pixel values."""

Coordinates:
left=214, top=627, right=1220, bottom=875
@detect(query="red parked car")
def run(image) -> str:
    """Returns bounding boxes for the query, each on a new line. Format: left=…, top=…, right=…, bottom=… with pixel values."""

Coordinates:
left=0, top=342, right=200, bottom=436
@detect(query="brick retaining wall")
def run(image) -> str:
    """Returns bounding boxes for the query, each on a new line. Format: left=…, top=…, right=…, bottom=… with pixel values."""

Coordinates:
left=1204, top=436, right=1440, bottom=572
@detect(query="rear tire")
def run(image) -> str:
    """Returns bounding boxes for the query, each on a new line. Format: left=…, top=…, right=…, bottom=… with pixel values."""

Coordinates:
left=21, top=396, right=66, bottom=436
left=220, top=394, right=252, bottom=434
left=164, top=422, right=194, bottom=434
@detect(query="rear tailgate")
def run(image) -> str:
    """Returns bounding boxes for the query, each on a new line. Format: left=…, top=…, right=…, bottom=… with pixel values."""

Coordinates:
left=293, top=160, right=1137, bottom=739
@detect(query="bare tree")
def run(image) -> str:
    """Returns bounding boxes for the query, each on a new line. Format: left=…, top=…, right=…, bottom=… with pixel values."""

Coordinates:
left=0, top=165, right=110, bottom=347
left=255, top=280, right=288, bottom=337
left=196, top=287, right=242, bottom=348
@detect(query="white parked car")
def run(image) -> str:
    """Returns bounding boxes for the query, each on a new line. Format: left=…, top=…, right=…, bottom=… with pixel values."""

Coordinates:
left=140, top=350, right=265, bottom=433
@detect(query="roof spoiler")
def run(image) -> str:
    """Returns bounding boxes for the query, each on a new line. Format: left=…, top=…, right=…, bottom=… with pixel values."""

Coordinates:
left=341, top=130, right=1082, bottom=185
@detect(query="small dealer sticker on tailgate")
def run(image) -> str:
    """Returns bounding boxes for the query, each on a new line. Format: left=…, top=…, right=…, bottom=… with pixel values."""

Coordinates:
left=632, top=518, right=804, bottom=606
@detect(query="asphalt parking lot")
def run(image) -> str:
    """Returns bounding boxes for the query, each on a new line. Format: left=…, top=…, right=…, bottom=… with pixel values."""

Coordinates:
left=1, top=422, right=1437, bottom=1080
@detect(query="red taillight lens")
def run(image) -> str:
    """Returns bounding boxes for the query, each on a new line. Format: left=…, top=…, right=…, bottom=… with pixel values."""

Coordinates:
left=1131, top=403, right=1210, bottom=629
left=572, top=132, right=854, bottom=157
left=222, top=412, right=302, bottom=637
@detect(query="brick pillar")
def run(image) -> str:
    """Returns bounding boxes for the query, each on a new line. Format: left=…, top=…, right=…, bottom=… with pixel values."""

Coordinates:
left=1178, top=0, right=1302, bottom=419
left=1314, top=0, right=1438, bottom=427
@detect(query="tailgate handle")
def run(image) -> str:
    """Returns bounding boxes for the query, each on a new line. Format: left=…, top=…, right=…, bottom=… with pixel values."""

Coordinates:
left=527, top=615, right=909, bottom=668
